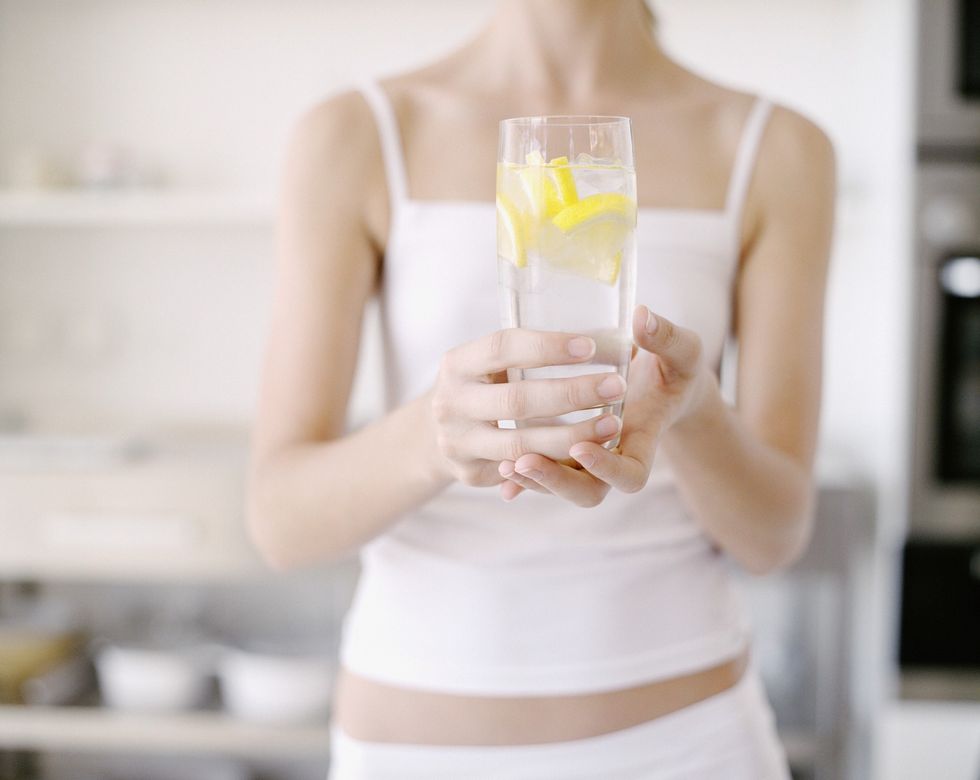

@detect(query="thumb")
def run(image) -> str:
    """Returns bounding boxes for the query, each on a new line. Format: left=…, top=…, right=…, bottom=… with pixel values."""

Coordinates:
left=632, top=305, right=702, bottom=380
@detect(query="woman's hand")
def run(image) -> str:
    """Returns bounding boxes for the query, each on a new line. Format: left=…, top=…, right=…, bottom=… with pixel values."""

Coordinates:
left=497, top=306, right=712, bottom=505
left=430, top=328, right=627, bottom=487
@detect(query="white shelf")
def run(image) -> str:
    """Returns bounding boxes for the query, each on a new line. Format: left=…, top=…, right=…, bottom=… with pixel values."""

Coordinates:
left=0, top=705, right=330, bottom=758
left=0, top=546, right=266, bottom=583
left=0, top=429, right=269, bottom=583
left=0, top=190, right=274, bottom=227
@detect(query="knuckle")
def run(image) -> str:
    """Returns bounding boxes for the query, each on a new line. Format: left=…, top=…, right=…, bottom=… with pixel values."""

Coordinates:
left=564, top=378, right=584, bottom=411
left=531, top=334, right=551, bottom=363
left=504, top=382, right=528, bottom=420
left=688, top=332, right=703, bottom=363
left=660, top=319, right=679, bottom=349
left=489, top=329, right=512, bottom=362
left=505, top=432, right=529, bottom=462
left=436, top=431, right=459, bottom=460
left=566, top=423, right=592, bottom=449
left=578, top=485, right=610, bottom=508
left=623, top=472, right=649, bottom=494
left=430, top=390, right=453, bottom=424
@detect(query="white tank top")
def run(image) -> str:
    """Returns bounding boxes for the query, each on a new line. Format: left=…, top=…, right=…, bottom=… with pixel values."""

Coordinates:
left=340, top=82, right=774, bottom=696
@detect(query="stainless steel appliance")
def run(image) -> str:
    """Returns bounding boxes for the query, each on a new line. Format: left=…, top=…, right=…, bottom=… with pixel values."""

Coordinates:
left=910, top=0, right=980, bottom=538
left=911, top=161, right=980, bottom=537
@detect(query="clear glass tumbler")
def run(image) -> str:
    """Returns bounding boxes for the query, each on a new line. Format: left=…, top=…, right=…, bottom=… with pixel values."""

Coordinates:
left=497, top=116, right=637, bottom=447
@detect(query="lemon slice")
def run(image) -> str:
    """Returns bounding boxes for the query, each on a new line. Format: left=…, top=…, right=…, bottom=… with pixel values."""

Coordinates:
left=553, top=192, right=637, bottom=232
left=519, top=152, right=563, bottom=220
left=550, top=193, right=636, bottom=284
left=548, top=156, right=579, bottom=207
left=496, top=192, right=526, bottom=267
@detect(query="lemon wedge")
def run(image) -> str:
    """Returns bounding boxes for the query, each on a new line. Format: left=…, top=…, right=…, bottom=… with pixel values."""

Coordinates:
left=496, top=192, right=526, bottom=268
left=519, top=152, right=563, bottom=220
left=548, top=156, right=579, bottom=207
left=552, top=192, right=637, bottom=233
left=550, top=193, right=636, bottom=284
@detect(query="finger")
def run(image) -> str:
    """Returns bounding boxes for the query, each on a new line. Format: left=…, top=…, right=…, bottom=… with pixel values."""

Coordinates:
left=499, top=480, right=525, bottom=501
left=568, top=440, right=650, bottom=494
left=457, top=372, right=626, bottom=421
left=471, top=413, right=622, bottom=462
left=632, top=306, right=702, bottom=380
left=513, top=453, right=611, bottom=508
left=444, top=329, right=596, bottom=379
left=498, top=460, right=549, bottom=494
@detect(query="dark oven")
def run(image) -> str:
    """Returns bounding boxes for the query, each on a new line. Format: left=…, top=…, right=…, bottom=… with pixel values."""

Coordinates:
left=911, top=162, right=980, bottom=538
left=912, top=0, right=980, bottom=536
left=900, top=537, right=980, bottom=697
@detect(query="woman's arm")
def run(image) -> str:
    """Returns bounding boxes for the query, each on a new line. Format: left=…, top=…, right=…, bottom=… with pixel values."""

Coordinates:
left=498, top=107, right=836, bottom=575
left=246, top=93, right=450, bottom=569
left=659, top=108, right=835, bottom=574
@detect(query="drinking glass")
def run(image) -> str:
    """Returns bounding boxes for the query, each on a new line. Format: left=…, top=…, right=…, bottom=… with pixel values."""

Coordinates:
left=497, top=116, right=636, bottom=448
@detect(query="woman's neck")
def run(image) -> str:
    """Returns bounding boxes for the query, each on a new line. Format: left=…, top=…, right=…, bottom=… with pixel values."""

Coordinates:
left=471, top=0, right=667, bottom=102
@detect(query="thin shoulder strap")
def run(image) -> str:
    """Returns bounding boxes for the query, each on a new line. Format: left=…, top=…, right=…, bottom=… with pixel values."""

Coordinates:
left=359, top=81, right=409, bottom=206
left=725, top=97, right=773, bottom=223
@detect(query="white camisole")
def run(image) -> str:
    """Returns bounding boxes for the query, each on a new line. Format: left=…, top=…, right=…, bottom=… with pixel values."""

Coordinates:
left=339, top=82, right=774, bottom=696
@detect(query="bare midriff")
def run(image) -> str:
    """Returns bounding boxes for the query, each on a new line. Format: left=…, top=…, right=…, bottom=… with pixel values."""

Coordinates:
left=333, top=647, right=749, bottom=745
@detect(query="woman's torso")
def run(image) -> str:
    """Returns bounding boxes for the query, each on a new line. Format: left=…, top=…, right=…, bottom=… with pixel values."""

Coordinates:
left=335, top=66, right=771, bottom=744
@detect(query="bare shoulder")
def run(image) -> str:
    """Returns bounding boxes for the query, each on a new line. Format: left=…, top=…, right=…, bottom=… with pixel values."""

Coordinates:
left=672, top=67, right=837, bottom=253
left=286, top=89, right=379, bottom=173
left=745, top=104, right=837, bottom=264
left=282, top=89, right=388, bottom=244
left=758, top=104, right=836, bottom=184
left=746, top=103, right=837, bottom=252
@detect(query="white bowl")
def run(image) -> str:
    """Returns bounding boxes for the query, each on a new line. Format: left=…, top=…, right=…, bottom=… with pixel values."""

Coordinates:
left=218, top=648, right=335, bottom=723
left=95, top=645, right=210, bottom=712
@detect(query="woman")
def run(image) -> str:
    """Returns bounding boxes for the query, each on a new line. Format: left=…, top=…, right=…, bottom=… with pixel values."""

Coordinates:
left=247, top=1, right=834, bottom=777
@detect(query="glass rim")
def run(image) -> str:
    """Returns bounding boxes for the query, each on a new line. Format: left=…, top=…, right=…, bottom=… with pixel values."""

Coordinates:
left=500, top=115, right=630, bottom=128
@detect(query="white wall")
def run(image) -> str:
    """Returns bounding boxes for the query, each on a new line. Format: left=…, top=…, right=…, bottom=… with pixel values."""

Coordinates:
left=0, top=0, right=496, bottom=190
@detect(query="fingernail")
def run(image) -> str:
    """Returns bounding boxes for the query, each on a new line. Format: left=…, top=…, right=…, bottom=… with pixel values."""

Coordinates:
left=516, top=467, right=543, bottom=481
left=596, top=374, right=626, bottom=399
left=595, top=415, right=620, bottom=437
left=499, top=461, right=515, bottom=477
left=645, top=311, right=659, bottom=334
left=567, top=337, right=595, bottom=358
left=571, top=449, right=596, bottom=469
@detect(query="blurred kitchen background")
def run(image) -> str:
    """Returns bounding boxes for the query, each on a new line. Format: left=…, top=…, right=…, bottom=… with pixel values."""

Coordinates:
left=0, top=0, right=976, bottom=778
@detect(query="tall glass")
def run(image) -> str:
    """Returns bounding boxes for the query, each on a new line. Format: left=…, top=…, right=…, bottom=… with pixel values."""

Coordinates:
left=497, top=116, right=636, bottom=448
